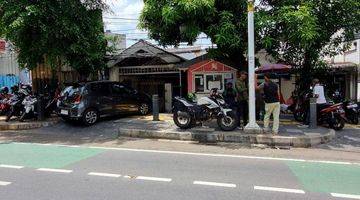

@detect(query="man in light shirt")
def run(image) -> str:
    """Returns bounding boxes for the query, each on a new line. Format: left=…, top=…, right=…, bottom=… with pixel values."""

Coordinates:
left=304, top=79, right=327, bottom=125
left=313, top=79, right=327, bottom=104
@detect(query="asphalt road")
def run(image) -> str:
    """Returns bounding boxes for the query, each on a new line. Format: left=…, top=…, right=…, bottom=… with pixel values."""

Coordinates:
left=0, top=142, right=359, bottom=200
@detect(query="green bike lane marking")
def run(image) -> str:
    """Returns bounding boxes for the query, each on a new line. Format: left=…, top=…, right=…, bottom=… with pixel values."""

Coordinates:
left=0, top=143, right=105, bottom=169
left=286, top=161, right=360, bottom=196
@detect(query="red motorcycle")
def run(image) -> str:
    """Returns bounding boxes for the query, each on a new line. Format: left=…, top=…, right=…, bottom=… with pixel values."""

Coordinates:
left=318, top=103, right=346, bottom=130
left=0, top=92, right=12, bottom=115
left=293, top=89, right=346, bottom=130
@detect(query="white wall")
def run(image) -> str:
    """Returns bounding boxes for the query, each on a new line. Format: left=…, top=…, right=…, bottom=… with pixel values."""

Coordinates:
left=0, top=53, right=20, bottom=75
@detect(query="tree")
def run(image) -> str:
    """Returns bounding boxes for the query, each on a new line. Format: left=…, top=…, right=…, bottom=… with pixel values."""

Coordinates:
left=139, top=0, right=249, bottom=68
left=0, top=0, right=108, bottom=78
left=140, top=0, right=360, bottom=89
left=257, top=0, right=360, bottom=89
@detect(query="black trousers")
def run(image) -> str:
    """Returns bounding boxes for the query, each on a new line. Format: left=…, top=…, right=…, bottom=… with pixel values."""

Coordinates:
left=237, top=100, right=248, bottom=126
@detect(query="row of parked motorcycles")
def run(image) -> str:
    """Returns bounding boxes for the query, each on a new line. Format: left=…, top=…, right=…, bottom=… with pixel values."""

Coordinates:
left=0, top=85, right=59, bottom=122
left=173, top=88, right=359, bottom=132
left=290, top=89, right=358, bottom=130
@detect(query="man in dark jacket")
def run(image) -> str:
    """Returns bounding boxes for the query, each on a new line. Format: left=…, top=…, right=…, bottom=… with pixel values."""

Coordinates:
left=223, top=82, right=237, bottom=109
left=235, top=71, right=249, bottom=127
left=256, top=73, right=280, bottom=135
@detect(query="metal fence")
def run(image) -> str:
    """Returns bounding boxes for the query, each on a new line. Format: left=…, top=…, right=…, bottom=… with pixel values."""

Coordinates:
left=0, top=53, right=20, bottom=88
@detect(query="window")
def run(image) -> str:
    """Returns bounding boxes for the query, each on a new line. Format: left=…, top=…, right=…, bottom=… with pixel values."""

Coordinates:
left=90, top=83, right=111, bottom=95
left=206, top=74, right=223, bottom=91
left=193, top=73, right=225, bottom=93
left=194, top=75, right=204, bottom=93
left=112, top=84, right=131, bottom=96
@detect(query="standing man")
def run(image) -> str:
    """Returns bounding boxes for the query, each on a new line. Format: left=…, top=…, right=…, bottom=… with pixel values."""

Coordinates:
left=256, top=73, right=280, bottom=135
left=235, top=71, right=249, bottom=128
left=304, top=78, right=327, bottom=125
left=223, top=82, right=237, bottom=109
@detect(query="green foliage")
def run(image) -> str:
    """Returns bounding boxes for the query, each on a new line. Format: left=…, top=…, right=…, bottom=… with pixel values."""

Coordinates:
left=141, top=0, right=360, bottom=87
left=140, top=0, right=248, bottom=68
left=258, top=0, right=360, bottom=88
left=0, top=0, right=108, bottom=76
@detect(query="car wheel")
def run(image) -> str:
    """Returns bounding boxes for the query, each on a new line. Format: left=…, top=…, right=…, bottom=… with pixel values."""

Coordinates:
left=82, top=108, right=99, bottom=126
left=139, top=103, right=150, bottom=115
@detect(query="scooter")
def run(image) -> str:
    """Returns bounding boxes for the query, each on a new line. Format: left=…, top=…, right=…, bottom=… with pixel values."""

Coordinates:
left=19, top=95, right=38, bottom=121
left=5, top=86, right=31, bottom=122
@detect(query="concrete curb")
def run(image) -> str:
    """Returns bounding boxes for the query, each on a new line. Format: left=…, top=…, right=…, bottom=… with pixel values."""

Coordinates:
left=118, top=128, right=336, bottom=148
left=0, top=118, right=60, bottom=131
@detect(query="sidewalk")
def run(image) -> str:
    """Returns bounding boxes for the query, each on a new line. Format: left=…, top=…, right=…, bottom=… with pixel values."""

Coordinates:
left=116, top=114, right=335, bottom=148
left=0, top=116, right=60, bottom=131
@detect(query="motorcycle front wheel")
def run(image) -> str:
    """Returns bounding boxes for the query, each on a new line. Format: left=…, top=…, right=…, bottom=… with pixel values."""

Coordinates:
left=329, top=115, right=345, bottom=131
left=294, top=110, right=305, bottom=122
left=5, top=109, right=13, bottom=122
left=217, top=111, right=238, bottom=131
left=173, top=111, right=193, bottom=129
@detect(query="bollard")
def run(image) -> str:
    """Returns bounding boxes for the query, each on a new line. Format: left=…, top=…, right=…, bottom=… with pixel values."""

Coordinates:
left=37, top=94, right=45, bottom=121
left=152, top=94, right=159, bottom=121
left=309, top=97, right=317, bottom=129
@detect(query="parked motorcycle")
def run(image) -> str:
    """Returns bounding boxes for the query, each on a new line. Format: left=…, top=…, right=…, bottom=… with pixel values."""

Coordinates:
left=172, top=88, right=238, bottom=131
left=293, top=90, right=312, bottom=122
left=19, top=95, right=38, bottom=121
left=294, top=89, right=346, bottom=130
left=5, top=86, right=31, bottom=122
left=342, top=101, right=359, bottom=124
left=318, top=103, right=346, bottom=130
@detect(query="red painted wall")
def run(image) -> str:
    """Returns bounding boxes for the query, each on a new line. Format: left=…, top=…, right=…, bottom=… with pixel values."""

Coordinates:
left=187, top=59, right=237, bottom=93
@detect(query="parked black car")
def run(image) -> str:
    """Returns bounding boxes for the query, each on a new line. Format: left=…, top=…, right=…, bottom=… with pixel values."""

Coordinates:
left=57, top=81, right=151, bottom=125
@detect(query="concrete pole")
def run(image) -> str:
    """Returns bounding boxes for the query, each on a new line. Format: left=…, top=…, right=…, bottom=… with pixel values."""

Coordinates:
left=152, top=94, right=160, bottom=121
left=244, top=0, right=261, bottom=133
left=309, top=97, right=317, bottom=129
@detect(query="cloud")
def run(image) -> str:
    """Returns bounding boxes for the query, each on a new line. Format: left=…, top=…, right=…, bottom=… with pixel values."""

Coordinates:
left=103, top=0, right=212, bottom=48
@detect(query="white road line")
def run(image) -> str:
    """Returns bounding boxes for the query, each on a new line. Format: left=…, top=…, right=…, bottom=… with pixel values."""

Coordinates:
left=193, top=181, right=236, bottom=188
left=135, top=176, right=172, bottom=182
left=13, top=142, right=360, bottom=166
left=37, top=168, right=73, bottom=173
left=331, top=193, right=360, bottom=199
left=88, top=172, right=121, bottom=178
left=0, top=181, right=11, bottom=186
left=254, top=186, right=305, bottom=194
left=0, top=164, right=24, bottom=169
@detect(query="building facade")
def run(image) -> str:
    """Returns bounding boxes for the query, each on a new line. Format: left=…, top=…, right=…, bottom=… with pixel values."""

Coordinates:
left=324, top=33, right=360, bottom=101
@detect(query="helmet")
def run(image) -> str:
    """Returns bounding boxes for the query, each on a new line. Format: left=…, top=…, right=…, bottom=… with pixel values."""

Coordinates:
left=1, top=87, right=9, bottom=94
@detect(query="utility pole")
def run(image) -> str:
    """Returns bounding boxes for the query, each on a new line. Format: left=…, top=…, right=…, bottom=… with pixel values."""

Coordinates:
left=244, top=0, right=262, bottom=133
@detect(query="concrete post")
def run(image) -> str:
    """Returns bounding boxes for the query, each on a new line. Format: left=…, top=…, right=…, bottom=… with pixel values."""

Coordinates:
left=244, top=0, right=261, bottom=133
left=309, top=97, right=317, bottom=129
left=152, top=94, right=159, bottom=121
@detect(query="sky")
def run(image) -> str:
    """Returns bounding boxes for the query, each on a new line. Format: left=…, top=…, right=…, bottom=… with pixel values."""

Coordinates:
left=103, top=0, right=212, bottom=48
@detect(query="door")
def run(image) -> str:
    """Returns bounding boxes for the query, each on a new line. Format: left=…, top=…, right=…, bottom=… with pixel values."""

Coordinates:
left=89, top=83, right=113, bottom=115
left=111, top=83, right=138, bottom=113
left=164, top=83, right=172, bottom=113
